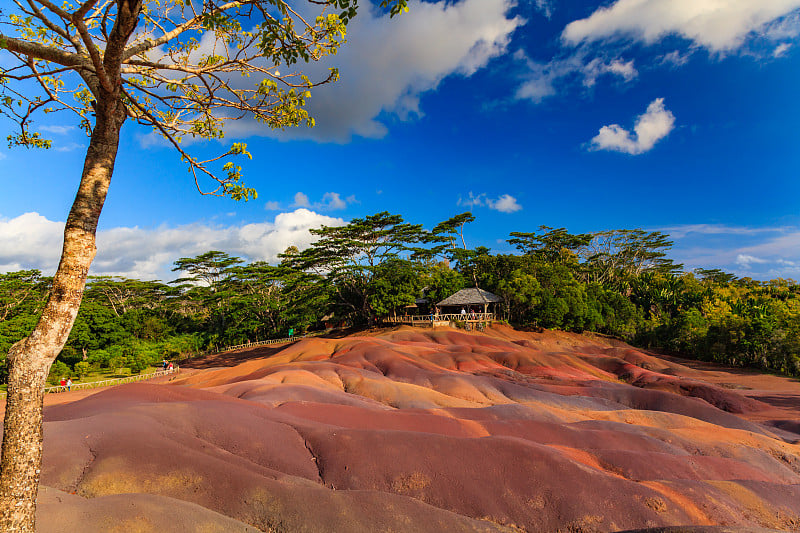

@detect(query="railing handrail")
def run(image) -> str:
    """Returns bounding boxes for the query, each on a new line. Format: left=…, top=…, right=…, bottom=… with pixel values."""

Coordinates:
left=0, top=368, right=179, bottom=397
left=207, top=329, right=331, bottom=353
left=42, top=368, right=178, bottom=394
left=384, top=312, right=496, bottom=323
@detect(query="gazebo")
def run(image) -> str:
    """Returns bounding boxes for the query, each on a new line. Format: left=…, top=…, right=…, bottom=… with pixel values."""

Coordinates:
left=435, top=287, right=503, bottom=316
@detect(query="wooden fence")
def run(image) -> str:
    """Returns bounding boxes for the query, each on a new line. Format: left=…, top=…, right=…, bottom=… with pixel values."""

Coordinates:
left=0, top=368, right=179, bottom=397
left=223, top=335, right=301, bottom=351
left=192, top=329, right=330, bottom=356
left=384, top=313, right=496, bottom=325
left=43, top=368, right=178, bottom=394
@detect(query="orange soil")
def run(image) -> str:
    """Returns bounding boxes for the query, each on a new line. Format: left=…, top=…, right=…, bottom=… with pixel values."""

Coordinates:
left=16, top=324, right=800, bottom=532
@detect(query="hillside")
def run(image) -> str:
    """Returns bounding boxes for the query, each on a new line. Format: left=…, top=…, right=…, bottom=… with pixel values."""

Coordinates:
left=33, top=325, right=800, bottom=532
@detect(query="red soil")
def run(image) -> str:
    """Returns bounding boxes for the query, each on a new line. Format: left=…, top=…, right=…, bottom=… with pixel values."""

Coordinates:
left=23, top=325, right=800, bottom=532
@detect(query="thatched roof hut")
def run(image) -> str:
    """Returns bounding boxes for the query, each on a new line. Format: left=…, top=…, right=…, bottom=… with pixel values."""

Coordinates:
left=436, top=288, right=502, bottom=310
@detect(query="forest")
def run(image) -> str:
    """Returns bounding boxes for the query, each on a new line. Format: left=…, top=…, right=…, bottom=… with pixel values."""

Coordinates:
left=2, top=211, right=799, bottom=383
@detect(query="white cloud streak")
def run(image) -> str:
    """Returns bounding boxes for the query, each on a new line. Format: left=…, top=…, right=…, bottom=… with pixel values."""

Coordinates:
left=736, top=254, right=769, bottom=268
left=562, top=0, right=800, bottom=53
left=534, top=0, right=553, bottom=19
left=656, top=224, right=790, bottom=239
left=39, top=125, right=75, bottom=135
left=291, top=191, right=354, bottom=211
left=55, top=142, right=85, bottom=152
left=0, top=210, right=344, bottom=280
left=458, top=192, right=522, bottom=213
left=663, top=223, right=800, bottom=280
left=589, top=98, right=675, bottom=155
left=515, top=50, right=637, bottom=103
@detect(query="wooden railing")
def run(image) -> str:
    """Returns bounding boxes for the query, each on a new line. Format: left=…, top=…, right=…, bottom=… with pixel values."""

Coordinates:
left=43, top=368, right=178, bottom=394
left=0, top=368, right=179, bottom=397
left=384, top=313, right=495, bottom=325
left=214, top=329, right=330, bottom=353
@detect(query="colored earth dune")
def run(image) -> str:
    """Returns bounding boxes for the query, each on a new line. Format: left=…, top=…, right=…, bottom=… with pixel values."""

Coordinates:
left=31, top=325, right=800, bottom=532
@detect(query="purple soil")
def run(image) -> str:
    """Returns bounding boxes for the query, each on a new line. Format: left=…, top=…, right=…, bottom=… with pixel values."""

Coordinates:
left=29, top=325, right=800, bottom=532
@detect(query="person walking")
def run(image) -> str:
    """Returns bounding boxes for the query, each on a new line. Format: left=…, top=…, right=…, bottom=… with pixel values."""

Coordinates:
left=66, top=378, right=72, bottom=391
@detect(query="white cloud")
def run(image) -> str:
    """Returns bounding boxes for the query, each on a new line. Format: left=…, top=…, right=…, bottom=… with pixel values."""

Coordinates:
left=663, top=223, right=800, bottom=280
left=264, top=201, right=281, bottom=211
left=773, top=42, right=792, bottom=56
left=0, top=213, right=65, bottom=273
left=0, top=210, right=344, bottom=280
left=488, top=194, right=522, bottom=213
left=292, top=192, right=311, bottom=208
left=765, top=11, right=800, bottom=41
left=55, top=142, right=84, bottom=153
left=658, top=50, right=692, bottom=67
left=583, top=57, right=637, bottom=87
left=222, top=0, right=523, bottom=142
left=589, top=98, right=675, bottom=155
left=39, top=125, right=75, bottom=135
left=656, top=223, right=787, bottom=239
left=515, top=2, right=800, bottom=105
left=320, top=192, right=346, bottom=211
left=458, top=192, right=487, bottom=209
left=736, top=254, right=769, bottom=268
left=534, top=0, right=553, bottom=19
left=292, top=191, right=355, bottom=211
left=0, top=152, right=6, bottom=161
left=515, top=50, right=637, bottom=103
left=458, top=192, right=521, bottom=213
left=562, top=0, right=800, bottom=53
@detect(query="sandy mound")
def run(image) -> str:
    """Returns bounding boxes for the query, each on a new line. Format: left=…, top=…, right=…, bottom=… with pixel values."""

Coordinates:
left=32, top=325, right=800, bottom=532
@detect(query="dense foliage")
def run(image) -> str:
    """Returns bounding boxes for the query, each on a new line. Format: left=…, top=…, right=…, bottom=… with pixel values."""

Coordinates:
left=2, top=213, right=799, bottom=380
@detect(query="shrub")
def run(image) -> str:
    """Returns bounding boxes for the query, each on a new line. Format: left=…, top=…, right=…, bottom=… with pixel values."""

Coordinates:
left=74, top=361, right=90, bottom=378
left=47, top=360, right=70, bottom=385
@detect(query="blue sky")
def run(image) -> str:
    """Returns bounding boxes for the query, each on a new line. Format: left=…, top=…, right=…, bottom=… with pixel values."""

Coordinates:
left=2, top=0, right=800, bottom=281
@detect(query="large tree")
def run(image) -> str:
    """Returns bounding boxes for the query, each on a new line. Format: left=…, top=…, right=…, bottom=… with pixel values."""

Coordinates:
left=283, top=212, right=427, bottom=323
left=0, top=0, right=406, bottom=528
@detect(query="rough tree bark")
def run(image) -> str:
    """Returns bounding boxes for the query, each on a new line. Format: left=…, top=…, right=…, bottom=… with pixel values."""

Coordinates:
left=0, top=1, right=141, bottom=529
left=0, top=90, right=128, bottom=532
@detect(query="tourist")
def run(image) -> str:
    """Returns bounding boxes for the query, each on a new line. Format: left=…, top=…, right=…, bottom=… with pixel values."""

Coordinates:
left=59, top=377, right=66, bottom=392
left=66, top=378, right=72, bottom=391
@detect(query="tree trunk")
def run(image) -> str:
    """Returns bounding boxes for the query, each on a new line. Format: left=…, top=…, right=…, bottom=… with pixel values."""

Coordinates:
left=0, top=93, right=127, bottom=531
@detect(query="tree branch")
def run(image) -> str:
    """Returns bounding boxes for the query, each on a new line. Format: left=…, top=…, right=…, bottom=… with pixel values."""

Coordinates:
left=73, top=0, right=102, bottom=20
left=0, top=34, right=86, bottom=67
left=71, top=15, right=113, bottom=92
left=122, top=0, right=242, bottom=60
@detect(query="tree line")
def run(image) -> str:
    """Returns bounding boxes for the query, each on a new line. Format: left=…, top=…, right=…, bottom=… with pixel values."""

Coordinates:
left=2, top=211, right=799, bottom=382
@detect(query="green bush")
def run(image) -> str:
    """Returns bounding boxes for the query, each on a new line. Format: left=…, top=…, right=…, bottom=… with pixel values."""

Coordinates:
left=128, top=352, right=148, bottom=374
left=87, top=349, right=109, bottom=370
left=47, top=361, right=70, bottom=385
left=74, top=361, right=90, bottom=378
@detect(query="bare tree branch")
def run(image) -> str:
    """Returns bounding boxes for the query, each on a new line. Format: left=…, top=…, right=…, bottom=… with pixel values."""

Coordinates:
left=0, top=34, right=85, bottom=67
